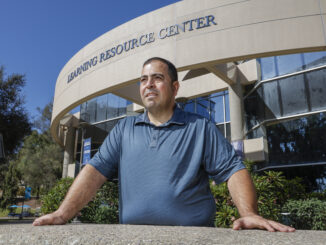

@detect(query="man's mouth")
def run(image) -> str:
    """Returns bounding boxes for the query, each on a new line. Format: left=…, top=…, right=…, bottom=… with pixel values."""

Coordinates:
left=145, top=91, right=158, bottom=97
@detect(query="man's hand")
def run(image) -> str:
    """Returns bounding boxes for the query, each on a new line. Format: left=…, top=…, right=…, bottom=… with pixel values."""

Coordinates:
left=227, top=169, right=295, bottom=232
left=233, top=214, right=295, bottom=232
left=32, top=165, right=107, bottom=226
left=33, top=211, right=67, bottom=226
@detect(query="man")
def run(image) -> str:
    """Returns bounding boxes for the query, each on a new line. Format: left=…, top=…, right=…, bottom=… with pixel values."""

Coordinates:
left=33, top=57, right=294, bottom=232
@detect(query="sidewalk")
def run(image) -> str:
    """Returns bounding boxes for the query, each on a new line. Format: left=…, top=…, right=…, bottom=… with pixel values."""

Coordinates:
left=0, top=224, right=326, bottom=245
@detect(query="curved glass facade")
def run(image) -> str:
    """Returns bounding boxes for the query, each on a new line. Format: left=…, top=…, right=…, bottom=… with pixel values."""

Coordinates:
left=179, top=91, right=231, bottom=141
left=258, top=51, right=326, bottom=80
left=80, top=93, right=132, bottom=124
left=245, top=66, right=326, bottom=131
left=245, top=51, right=326, bottom=190
left=77, top=93, right=132, bottom=162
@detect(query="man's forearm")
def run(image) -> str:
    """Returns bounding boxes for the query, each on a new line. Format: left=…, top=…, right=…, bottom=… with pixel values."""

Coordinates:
left=227, top=168, right=258, bottom=217
left=55, top=164, right=107, bottom=222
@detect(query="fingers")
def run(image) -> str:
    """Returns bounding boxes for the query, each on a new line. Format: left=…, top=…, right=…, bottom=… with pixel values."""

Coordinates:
left=33, top=216, right=49, bottom=226
left=268, top=220, right=295, bottom=232
left=33, top=215, right=54, bottom=226
left=232, top=216, right=275, bottom=232
left=32, top=213, right=66, bottom=226
left=232, top=215, right=295, bottom=232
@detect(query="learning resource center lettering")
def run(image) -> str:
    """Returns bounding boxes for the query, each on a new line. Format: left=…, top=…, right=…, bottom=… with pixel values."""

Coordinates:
left=67, top=15, right=217, bottom=83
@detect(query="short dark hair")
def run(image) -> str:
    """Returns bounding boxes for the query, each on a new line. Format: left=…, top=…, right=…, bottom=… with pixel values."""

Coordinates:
left=143, top=57, right=178, bottom=82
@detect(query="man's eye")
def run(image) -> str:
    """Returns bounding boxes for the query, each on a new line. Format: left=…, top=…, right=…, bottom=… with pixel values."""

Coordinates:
left=155, top=75, right=163, bottom=80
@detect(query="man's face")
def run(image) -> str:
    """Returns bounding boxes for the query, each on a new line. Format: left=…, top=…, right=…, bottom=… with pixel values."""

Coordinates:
left=140, top=60, right=179, bottom=112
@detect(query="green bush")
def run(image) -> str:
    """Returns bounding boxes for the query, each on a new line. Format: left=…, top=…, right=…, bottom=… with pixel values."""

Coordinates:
left=210, top=160, right=305, bottom=228
left=41, top=177, right=74, bottom=214
left=41, top=177, right=119, bottom=224
left=79, top=181, right=119, bottom=224
left=282, top=198, right=326, bottom=230
left=306, top=191, right=326, bottom=201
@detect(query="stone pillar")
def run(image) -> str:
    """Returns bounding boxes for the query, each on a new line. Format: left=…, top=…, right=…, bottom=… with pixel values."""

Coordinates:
left=62, top=126, right=75, bottom=178
left=228, top=72, right=245, bottom=156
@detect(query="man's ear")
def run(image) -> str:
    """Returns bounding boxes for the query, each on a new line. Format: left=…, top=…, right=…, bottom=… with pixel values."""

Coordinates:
left=172, top=81, right=180, bottom=96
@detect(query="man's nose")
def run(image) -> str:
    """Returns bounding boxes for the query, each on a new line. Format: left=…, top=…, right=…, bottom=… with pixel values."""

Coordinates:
left=144, top=78, right=155, bottom=88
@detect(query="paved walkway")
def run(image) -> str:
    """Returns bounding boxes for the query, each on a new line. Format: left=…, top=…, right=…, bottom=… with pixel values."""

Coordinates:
left=0, top=224, right=326, bottom=245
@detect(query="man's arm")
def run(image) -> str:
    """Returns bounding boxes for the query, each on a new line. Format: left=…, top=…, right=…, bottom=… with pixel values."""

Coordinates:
left=227, top=168, right=295, bottom=232
left=33, top=164, right=107, bottom=226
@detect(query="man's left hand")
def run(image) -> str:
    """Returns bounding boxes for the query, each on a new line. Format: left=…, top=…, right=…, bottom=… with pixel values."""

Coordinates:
left=232, top=214, right=295, bottom=232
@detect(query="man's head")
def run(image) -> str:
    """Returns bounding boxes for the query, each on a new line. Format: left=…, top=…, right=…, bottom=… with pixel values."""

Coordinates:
left=140, top=57, right=179, bottom=113
left=143, top=57, right=178, bottom=83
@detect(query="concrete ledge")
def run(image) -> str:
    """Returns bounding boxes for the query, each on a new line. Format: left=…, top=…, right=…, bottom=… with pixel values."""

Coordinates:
left=1, top=224, right=326, bottom=245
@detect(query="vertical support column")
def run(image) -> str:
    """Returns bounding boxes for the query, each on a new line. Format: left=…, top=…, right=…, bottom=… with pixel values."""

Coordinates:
left=62, top=125, right=75, bottom=178
left=228, top=71, right=245, bottom=156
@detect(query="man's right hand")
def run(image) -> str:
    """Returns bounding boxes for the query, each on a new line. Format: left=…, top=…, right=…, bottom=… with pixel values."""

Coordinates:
left=33, top=211, right=67, bottom=226
left=32, top=165, right=107, bottom=226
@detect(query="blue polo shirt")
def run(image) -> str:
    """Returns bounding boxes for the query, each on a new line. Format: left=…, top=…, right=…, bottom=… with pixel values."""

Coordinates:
left=88, top=106, right=245, bottom=226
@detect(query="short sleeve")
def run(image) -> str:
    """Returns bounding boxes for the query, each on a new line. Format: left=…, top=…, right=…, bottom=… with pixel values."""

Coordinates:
left=203, top=121, right=245, bottom=184
left=87, top=120, right=123, bottom=180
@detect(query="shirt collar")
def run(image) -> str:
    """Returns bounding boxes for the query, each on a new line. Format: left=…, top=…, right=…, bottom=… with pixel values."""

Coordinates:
left=135, top=104, right=186, bottom=127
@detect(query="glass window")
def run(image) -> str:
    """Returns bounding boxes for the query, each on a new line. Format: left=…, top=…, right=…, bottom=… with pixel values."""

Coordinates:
left=259, top=51, right=326, bottom=81
left=259, top=57, right=277, bottom=80
left=181, top=91, right=230, bottom=139
left=244, top=87, right=264, bottom=129
left=80, top=93, right=130, bottom=123
left=80, top=102, right=88, bottom=121
left=96, top=94, right=107, bottom=122
left=262, top=81, right=281, bottom=119
left=107, top=94, right=127, bottom=119
left=276, top=53, right=304, bottom=76
left=303, top=51, right=326, bottom=69
left=267, top=112, right=326, bottom=165
left=196, top=98, right=210, bottom=120
left=211, top=95, right=224, bottom=123
left=306, top=69, right=326, bottom=111
left=87, top=99, right=97, bottom=123
left=225, top=92, right=230, bottom=122
left=217, top=124, right=224, bottom=136
left=279, top=74, right=308, bottom=116
left=225, top=122, right=231, bottom=142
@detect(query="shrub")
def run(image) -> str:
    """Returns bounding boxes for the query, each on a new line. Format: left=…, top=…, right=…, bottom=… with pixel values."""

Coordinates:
left=211, top=160, right=305, bottom=228
left=282, top=198, right=326, bottom=230
left=306, top=191, right=326, bottom=201
left=41, top=177, right=119, bottom=224
left=41, top=177, right=73, bottom=214
left=79, top=181, right=119, bottom=224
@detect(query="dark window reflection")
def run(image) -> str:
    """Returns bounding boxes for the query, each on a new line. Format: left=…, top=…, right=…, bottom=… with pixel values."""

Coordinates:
left=245, top=67, right=326, bottom=132
left=279, top=74, right=308, bottom=116
left=263, top=81, right=281, bottom=119
left=306, top=69, right=326, bottom=111
left=244, top=87, right=264, bottom=129
left=266, top=113, right=326, bottom=165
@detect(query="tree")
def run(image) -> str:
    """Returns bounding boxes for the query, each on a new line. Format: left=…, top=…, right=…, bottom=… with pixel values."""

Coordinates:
left=0, top=66, right=31, bottom=156
left=0, top=66, right=31, bottom=207
left=16, top=103, right=63, bottom=196
left=33, top=102, right=52, bottom=134
left=0, top=160, right=21, bottom=208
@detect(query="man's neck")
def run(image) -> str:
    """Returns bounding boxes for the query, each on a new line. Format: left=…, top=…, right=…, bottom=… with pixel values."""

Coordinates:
left=147, top=106, right=175, bottom=126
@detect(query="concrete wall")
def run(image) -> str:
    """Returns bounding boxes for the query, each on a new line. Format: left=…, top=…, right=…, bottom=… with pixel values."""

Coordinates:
left=1, top=224, right=326, bottom=244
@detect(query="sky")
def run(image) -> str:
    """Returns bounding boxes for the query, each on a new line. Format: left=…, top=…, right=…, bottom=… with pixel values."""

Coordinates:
left=0, top=0, right=180, bottom=120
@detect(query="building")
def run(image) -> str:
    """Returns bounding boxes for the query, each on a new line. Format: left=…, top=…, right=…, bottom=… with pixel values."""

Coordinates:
left=51, top=0, right=326, bottom=191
